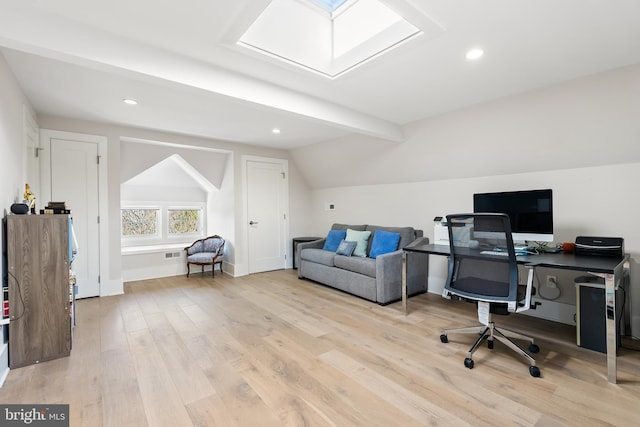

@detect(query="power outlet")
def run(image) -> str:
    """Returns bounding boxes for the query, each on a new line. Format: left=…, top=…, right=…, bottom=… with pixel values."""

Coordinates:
left=546, top=275, right=557, bottom=288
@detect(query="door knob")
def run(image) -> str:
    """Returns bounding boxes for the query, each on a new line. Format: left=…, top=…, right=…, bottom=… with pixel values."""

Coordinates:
left=249, top=220, right=259, bottom=225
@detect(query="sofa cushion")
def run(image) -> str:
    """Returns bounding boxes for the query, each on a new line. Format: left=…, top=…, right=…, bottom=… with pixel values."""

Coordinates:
left=301, top=248, right=336, bottom=267
left=369, top=230, right=401, bottom=258
left=323, top=229, right=347, bottom=252
left=334, top=255, right=376, bottom=278
left=331, top=223, right=367, bottom=231
left=336, top=239, right=357, bottom=256
left=346, top=229, right=372, bottom=257
left=366, top=225, right=416, bottom=252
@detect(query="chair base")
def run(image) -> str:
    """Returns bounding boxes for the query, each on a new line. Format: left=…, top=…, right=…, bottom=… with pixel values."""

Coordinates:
left=440, top=321, right=540, bottom=377
left=187, top=261, right=223, bottom=278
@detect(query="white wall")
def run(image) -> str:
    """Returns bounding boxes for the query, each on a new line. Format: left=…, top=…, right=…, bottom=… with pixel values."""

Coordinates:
left=291, top=63, right=640, bottom=336
left=36, top=115, right=315, bottom=284
left=0, top=52, right=37, bottom=385
left=291, top=63, right=640, bottom=189
left=0, top=54, right=34, bottom=217
left=308, top=164, right=640, bottom=309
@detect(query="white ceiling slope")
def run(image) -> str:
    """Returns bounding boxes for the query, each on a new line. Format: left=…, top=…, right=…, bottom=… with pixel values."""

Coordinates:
left=1, top=0, right=640, bottom=149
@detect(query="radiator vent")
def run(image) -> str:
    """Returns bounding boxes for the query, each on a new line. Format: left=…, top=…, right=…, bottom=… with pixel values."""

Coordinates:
left=165, top=251, right=182, bottom=259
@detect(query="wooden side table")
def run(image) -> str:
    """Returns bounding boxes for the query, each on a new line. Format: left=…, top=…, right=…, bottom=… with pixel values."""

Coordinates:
left=292, top=237, right=321, bottom=269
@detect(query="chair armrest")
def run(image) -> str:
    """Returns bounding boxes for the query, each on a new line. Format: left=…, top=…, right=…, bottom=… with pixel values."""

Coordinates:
left=515, top=265, right=535, bottom=313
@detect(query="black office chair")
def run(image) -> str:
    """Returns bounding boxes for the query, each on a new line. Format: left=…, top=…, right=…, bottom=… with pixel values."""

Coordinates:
left=439, top=213, right=541, bottom=377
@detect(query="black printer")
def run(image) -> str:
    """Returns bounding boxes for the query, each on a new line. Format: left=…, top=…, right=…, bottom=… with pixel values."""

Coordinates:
left=575, top=236, right=624, bottom=257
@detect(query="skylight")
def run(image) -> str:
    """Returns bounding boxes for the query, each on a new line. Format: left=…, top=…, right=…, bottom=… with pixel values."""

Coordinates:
left=237, top=0, right=442, bottom=79
left=309, top=0, right=349, bottom=13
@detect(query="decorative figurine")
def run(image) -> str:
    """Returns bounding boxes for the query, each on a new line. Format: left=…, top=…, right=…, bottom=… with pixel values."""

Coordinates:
left=24, top=183, right=36, bottom=214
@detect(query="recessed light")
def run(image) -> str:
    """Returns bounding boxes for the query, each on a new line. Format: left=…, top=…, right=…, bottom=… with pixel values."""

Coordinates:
left=272, top=128, right=281, bottom=134
left=465, top=48, right=484, bottom=60
left=123, top=98, right=138, bottom=105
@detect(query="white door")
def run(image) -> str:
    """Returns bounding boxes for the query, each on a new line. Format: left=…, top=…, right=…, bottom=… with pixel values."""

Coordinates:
left=48, top=138, right=101, bottom=298
left=247, top=159, right=288, bottom=273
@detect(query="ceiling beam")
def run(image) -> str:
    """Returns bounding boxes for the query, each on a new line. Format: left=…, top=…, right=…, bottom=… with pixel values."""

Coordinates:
left=0, top=4, right=405, bottom=142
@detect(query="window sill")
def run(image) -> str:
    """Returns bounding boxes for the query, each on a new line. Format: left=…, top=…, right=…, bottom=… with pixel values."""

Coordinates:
left=121, top=243, right=188, bottom=256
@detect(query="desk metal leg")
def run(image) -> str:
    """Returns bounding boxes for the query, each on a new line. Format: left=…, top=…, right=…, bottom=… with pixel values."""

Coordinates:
left=593, top=259, right=628, bottom=384
left=604, top=272, right=617, bottom=383
left=402, top=251, right=408, bottom=315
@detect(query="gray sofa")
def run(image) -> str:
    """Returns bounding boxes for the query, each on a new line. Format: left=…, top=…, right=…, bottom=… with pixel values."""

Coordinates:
left=297, top=223, right=429, bottom=304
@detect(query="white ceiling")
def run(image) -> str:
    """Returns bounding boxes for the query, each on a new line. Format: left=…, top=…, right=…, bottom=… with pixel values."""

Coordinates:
left=1, top=0, right=640, bottom=150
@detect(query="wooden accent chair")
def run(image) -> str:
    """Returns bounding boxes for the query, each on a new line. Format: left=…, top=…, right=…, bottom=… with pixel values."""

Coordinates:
left=184, top=235, right=225, bottom=277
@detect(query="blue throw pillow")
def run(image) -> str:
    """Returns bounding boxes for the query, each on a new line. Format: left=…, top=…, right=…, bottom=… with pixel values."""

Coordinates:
left=336, top=239, right=357, bottom=256
left=369, top=230, right=401, bottom=258
left=323, top=229, right=347, bottom=252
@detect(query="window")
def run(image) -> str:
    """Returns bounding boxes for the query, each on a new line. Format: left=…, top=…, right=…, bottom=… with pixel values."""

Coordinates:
left=309, top=0, right=349, bottom=13
left=237, top=0, right=427, bottom=78
left=168, top=207, right=203, bottom=236
left=121, top=208, right=160, bottom=238
left=121, top=203, right=205, bottom=246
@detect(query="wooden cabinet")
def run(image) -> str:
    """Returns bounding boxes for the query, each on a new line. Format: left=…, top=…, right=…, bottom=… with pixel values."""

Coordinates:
left=7, top=215, right=72, bottom=368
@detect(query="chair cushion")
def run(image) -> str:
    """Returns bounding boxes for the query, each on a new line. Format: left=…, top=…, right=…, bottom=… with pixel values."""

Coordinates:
left=453, top=277, right=509, bottom=297
left=188, top=252, right=220, bottom=263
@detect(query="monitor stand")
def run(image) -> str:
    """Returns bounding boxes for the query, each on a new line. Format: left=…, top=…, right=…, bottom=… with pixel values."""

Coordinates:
left=514, top=243, right=529, bottom=253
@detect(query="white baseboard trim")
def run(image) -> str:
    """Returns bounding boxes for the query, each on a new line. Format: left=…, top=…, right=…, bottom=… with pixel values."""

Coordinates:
left=100, top=277, right=124, bottom=296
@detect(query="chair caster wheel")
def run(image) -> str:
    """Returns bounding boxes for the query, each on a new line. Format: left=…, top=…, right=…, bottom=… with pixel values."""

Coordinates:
left=528, top=343, right=540, bottom=353
left=488, top=340, right=494, bottom=350
left=464, top=358, right=474, bottom=369
left=440, top=334, right=448, bottom=343
left=529, top=366, right=541, bottom=377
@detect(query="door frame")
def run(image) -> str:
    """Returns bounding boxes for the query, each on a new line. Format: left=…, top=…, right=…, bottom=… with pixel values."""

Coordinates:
left=241, top=155, right=289, bottom=276
left=39, top=129, right=112, bottom=296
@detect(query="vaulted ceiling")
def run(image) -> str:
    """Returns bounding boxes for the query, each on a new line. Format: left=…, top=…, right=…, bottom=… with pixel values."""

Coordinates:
left=1, top=0, right=639, bottom=149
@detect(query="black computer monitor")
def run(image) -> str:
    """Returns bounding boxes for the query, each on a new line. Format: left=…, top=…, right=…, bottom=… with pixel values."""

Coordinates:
left=473, top=189, right=553, bottom=244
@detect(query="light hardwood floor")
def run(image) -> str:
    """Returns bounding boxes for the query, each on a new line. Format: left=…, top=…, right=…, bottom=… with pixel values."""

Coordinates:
left=1, top=269, right=639, bottom=426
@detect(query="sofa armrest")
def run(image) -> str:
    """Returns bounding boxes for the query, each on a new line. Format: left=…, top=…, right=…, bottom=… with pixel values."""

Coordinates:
left=404, top=236, right=430, bottom=248
left=404, top=236, right=430, bottom=294
left=375, top=237, right=430, bottom=304
left=296, top=238, right=325, bottom=277
left=375, top=250, right=403, bottom=303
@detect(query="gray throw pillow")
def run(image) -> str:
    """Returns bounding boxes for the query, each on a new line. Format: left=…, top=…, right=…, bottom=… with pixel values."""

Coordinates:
left=336, top=239, right=357, bottom=256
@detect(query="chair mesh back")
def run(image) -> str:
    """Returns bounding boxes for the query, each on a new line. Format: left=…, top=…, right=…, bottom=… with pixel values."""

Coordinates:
left=445, top=213, right=519, bottom=304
